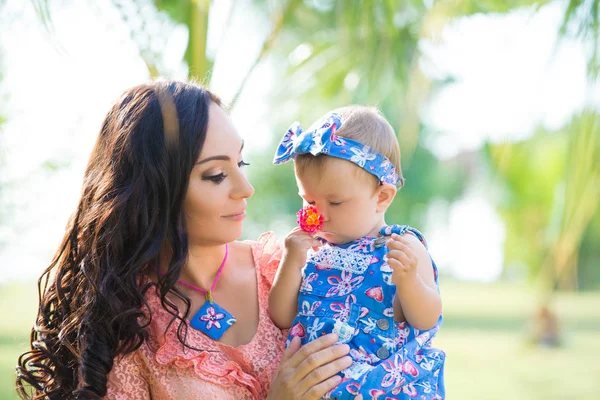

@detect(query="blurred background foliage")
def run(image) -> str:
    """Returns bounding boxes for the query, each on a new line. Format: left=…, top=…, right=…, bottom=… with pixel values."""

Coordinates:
left=0, top=0, right=599, bottom=398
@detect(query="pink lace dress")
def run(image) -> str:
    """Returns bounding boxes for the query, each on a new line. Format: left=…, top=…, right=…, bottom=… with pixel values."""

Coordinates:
left=106, top=233, right=285, bottom=399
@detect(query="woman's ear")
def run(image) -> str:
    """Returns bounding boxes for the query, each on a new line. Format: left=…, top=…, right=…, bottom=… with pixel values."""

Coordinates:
left=375, top=184, right=396, bottom=212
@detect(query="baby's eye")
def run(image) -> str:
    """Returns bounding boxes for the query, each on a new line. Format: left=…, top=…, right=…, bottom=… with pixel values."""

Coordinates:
left=329, top=201, right=343, bottom=206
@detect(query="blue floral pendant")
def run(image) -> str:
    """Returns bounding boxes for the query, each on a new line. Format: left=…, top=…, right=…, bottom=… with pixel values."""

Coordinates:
left=190, top=297, right=236, bottom=340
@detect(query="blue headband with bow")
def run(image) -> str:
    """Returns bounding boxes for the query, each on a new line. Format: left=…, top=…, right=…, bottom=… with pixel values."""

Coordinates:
left=272, top=112, right=402, bottom=186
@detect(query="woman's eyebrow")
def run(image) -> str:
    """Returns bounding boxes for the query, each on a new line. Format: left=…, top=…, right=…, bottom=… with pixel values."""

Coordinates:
left=197, top=155, right=230, bottom=165
left=196, top=141, right=244, bottom=165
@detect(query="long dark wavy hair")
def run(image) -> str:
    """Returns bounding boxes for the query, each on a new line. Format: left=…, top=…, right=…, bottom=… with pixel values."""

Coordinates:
left=16, top=80, right=220, bottom=399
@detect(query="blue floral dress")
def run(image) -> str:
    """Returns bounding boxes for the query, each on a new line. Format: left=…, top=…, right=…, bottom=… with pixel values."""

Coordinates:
left=287, top=225, right=445, bottom=399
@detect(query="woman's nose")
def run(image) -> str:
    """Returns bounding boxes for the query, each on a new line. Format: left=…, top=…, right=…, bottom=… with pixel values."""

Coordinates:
left=232, top=173, right=254, bottom=199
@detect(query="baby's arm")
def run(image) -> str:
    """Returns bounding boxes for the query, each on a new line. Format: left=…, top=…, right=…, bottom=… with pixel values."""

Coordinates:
left=387, top=233, right=442, bottom=330
left=268, top=228, right=322, bottom=329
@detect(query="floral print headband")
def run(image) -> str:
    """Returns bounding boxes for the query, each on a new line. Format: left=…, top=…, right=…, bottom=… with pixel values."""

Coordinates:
left=273, top=112, right=403, bottom=186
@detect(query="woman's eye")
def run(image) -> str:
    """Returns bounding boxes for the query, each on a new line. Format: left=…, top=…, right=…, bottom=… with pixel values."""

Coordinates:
left=238, top=160, right=250, bottom=168
left=203, top=173, right=227, bottom=184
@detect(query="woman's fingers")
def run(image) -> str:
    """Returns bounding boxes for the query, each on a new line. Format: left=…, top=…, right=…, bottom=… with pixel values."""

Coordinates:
left=267, top=337, right=303, bottom=400
left=300, top=374, right=344, bottom=400
left=287, top=333, right=339, bottom=369
left=294, top=344, right=352, bottom=395
left=297, top=353, right=352, bottom=398
left=280, top=336, right=302, bottom=363
left=269, top=335, right=351, bottom=400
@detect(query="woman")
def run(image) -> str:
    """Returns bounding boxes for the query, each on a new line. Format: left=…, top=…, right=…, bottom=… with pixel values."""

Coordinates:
left=16, top=80, right=351, bottom=399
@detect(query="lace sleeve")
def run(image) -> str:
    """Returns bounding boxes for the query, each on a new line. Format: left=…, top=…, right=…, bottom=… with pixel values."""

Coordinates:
left=106, top=351, right=151, bottom=400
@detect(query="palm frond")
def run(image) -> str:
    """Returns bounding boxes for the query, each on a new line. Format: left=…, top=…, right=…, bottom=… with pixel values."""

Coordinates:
left=560, top=0, right=600, bottom=78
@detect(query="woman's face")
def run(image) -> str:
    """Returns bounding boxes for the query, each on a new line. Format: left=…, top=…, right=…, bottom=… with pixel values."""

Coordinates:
left=183, top=102, right=254, bottom=246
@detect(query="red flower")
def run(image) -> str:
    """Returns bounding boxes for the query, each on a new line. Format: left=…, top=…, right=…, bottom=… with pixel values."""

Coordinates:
left=297, top=205, right=324, bottom=233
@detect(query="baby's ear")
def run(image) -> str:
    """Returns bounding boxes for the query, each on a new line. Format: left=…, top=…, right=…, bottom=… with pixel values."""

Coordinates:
left=375, top=183, right=396, bottom=212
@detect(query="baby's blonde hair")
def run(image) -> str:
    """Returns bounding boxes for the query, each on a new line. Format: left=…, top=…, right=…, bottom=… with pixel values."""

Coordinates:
left=295, top=105, right=402, bottom=187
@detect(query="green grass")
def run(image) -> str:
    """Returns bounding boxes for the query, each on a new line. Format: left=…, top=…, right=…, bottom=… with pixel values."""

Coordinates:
left=0, top=282, right=38, bottom=400
left=1, top=281, right=599, bottom=399
left=437, top=282, right=600, bottom=399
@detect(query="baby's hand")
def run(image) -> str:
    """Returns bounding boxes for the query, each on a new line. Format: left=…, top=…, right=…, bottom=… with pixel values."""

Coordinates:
left=282, top=227, right=323, bottom=268
left=386, top=233, right=419, bottom=287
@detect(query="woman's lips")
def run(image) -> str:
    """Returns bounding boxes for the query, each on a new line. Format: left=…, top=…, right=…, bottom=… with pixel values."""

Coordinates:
left=223, top=210, right=246, bottom=220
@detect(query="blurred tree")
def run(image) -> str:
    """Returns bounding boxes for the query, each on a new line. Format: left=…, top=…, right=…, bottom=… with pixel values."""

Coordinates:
left=104, top=0, right=306, bottom=111
left=253, top=3, right=600, bottom=343
left=547, top=111, right=600, bottom=291
left=248, top=0, right=561, bottom=233
left=561, top=0, right=600, bottom=78
left=102, top=0, right=600, bottom=264
left=29, top=0, right=599, bottom=109
left=578, top=210, right=600, bottom=290
left=109, top=0, right=303, bottom=105
left=0, top=97, right=5, bottom=253
left=0, top=0, right=8, bottom=252
left=482, top=0, right=600, bottom=293
left=26, top=0, right=600, bottom=286
left=486, top=109, right=600, bottom=344
left=485, top=129, right=569, bottom=283
left=113, top=0, right=212, bottom=80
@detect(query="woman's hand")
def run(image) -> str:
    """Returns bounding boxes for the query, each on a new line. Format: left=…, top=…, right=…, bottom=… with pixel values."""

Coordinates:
left=267, top=334, right=352, bottom=400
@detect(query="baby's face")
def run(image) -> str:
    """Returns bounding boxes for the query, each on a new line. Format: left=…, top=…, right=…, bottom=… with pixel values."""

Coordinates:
left=295, top=157, right=385, bottom=245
